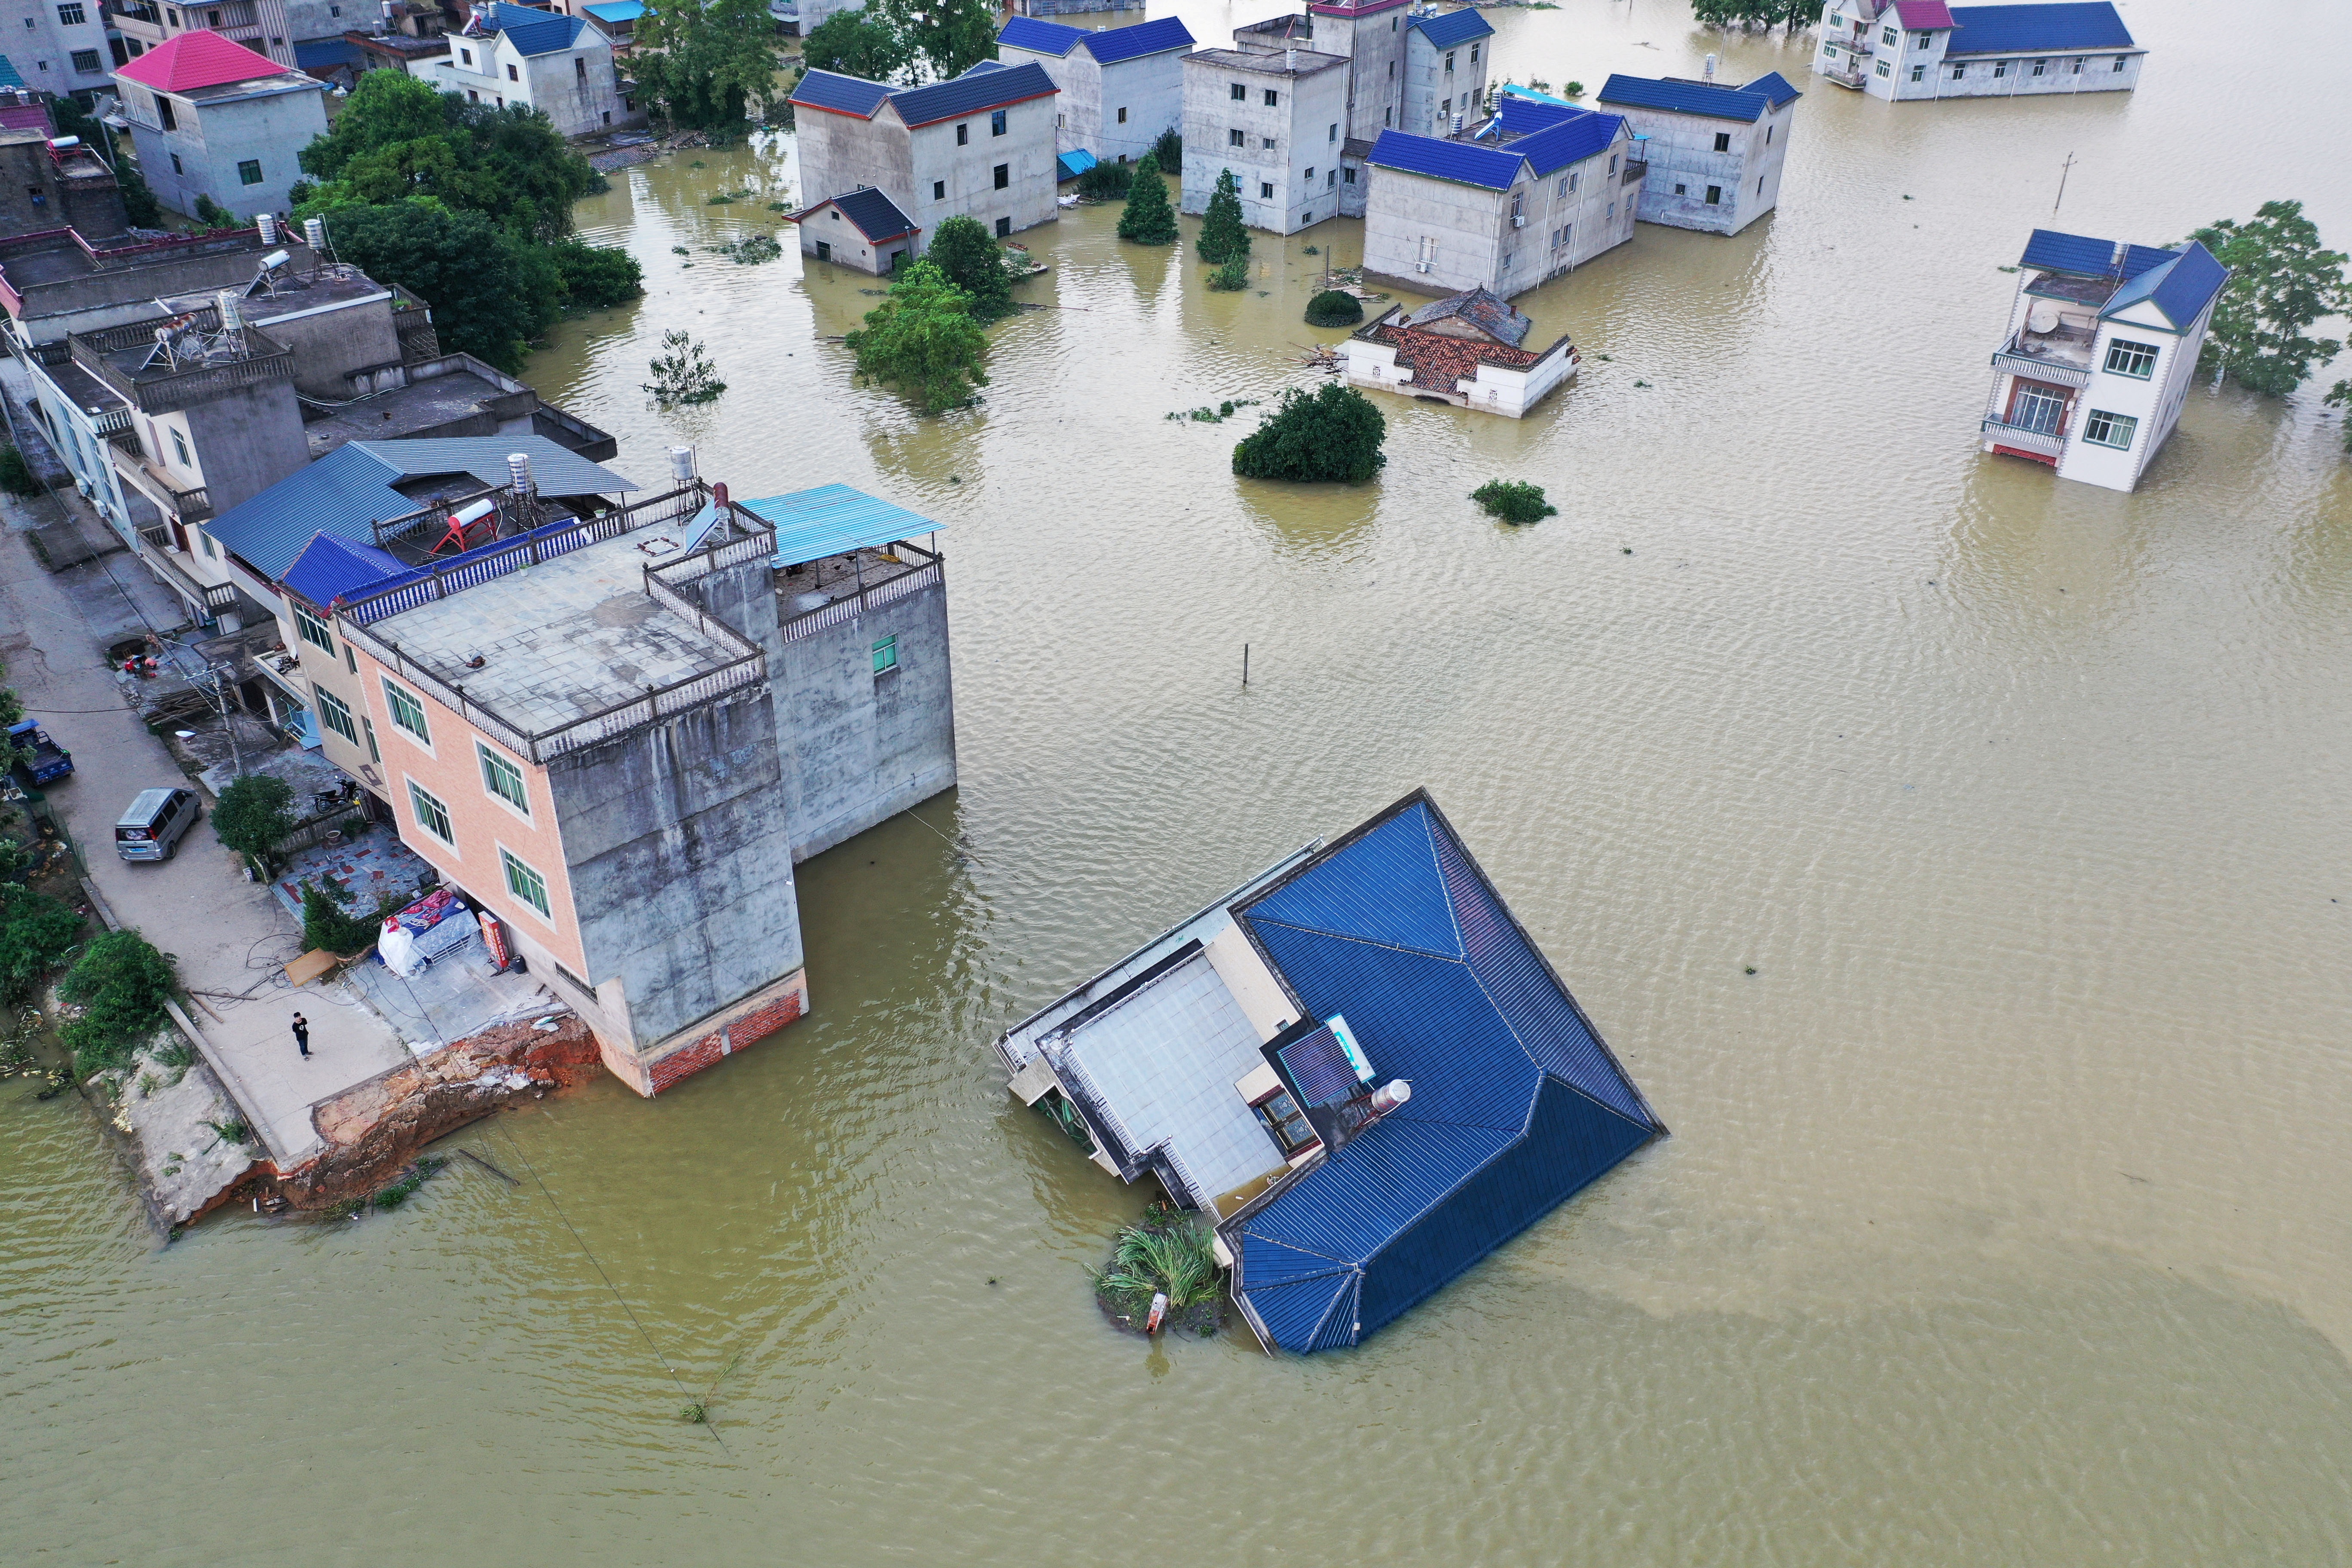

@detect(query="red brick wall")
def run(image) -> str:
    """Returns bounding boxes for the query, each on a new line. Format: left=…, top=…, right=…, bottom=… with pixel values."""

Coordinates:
left=643, top=974, right=809, bottom=1094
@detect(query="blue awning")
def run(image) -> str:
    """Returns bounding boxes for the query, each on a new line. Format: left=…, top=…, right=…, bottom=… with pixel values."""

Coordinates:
left=1056, top=147, right=1097, bottom=181
left=740, top=483, right=945, bottom=568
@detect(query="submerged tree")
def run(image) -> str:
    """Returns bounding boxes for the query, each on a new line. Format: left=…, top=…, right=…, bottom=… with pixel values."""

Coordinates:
left=800, top=5, right=916, bottom=82
left=631, top=0, right=785, bottom=131
left=2188, top=201, right=2349, bottom=397
left=1305, top=289, right=1363, bottom=327
left=845, top=259, right=990, bottom=413
left=646, top=330, right=728, bottom=405
left=925, top=214, right=1016, bottom=323
left=876, top=0, right=998, bottom=81
left=1232, top=383, right=1387, bottom=484
left=1471, top=480, right=1558, bottom=524
left=1196, top=168, right=1250, bottom=265
left=1117, top=152, right=1178, bottom=246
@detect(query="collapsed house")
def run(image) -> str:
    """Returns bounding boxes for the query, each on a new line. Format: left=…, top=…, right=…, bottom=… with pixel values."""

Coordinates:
left=1339, top=285, right=1577, bottom=417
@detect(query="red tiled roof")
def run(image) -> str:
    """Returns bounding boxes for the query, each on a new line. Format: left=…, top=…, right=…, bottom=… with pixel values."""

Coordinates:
left=1891, top=0, right=1956, bottom=29
left=115, top=30, right=286, bottom=93
left=1371, top=324, right=1540, bottom=391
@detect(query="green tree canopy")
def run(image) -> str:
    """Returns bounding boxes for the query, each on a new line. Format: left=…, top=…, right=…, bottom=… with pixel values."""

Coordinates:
left=306, top=203, right=541, bottom=371
left=58, top=929, right=179, bottom=1077
left=802, top=6, right=917, bottom=81
left=211, top=773, right=295, bottom=864
left=1232, top=383, right=1387, bottom=484
left=632, top=0, right=785, bottom=132
left=876, top=0, right=998, bottom=82
left=926, top=214, right=1015, bottom=322
left=845, top=258, right=990, bottom=413
left=1118, top=152, right=1177, bottom=246
left=1196, top=168, right=1249, bottom=264
left=0, top=883, right=82, bottom=1004
left=2189, top=201, right=2349, bottom=397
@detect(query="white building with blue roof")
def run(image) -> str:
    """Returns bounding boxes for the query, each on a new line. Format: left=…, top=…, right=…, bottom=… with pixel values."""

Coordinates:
left=1595, top=70, right=1798, bottom=236
left=997, top=16, right=1193, bottom=170
left=1815, top=0, right=2144, bottom=101
left=414, top=2, right=638, bottom=137
left=1361, top=98, right=1642, bottom=298
left=1398, top=4, right=1491, bottom=138
left=996, top=790, right=1664, bottom=1354
left=1982, top=228, right=2227, bottom=493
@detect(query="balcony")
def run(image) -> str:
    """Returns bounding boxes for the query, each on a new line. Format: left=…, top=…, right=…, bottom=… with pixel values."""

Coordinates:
left=1980, top=417, right=2066, bottom=459
left=1621, top=159, right=1647, bottom=185
left=134, top=527, right=239, bottom=612
left=109, top=440, right=214, bottom=524
left=1991, top=325, right=2096, bottom=387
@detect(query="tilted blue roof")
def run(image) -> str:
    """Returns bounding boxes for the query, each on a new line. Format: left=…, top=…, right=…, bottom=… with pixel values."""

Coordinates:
left=740, top=482, right=945, bottom=568
left=998, top=15, right=1084, bottom=55
left=0, top=55, right=22, bottom=91
left=1508, top=109, right=1624, bottom=177
left=204, top=437, right=635, bottom=582
left=790, top=67, right=894, bottom=118
left=1407, top=6, right=1494, bottom=48
left=1491, top=94, right=1584, bottom=135
left=1056, top=147, right=1096, bottom=180
left=477, top=1, right=591, bottom=55
left=1220, top=794, right=1664, bottom=1354
left=1945, top=1, right=2137, bottom=55
left=2019, top=227, right=2173, bottom=278
left=2101, top=239, right=2228, bottom=328
left=1596, top=71, right=1774, bottom=121
left=1081, top=15, right=1194, bottom=63
left=1743, top=70, right=1801, bottom=105
left=1367, top=127, right=1525, bottom=190
left=796, top=184, right=918, bottom=241
left=280, top=531, right=403, bottom=609
left=889, top=58, right=1058, bottom=126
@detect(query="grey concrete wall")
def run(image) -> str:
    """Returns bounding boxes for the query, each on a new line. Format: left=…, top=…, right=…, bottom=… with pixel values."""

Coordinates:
left=1617, top=99, right=1788, bottom=236
left=796, top=103, right=916, bottom=225
left=1095, top=52, right=1186, bottom=164
left=905, top=95, right=1061, bottom=242
left=1314, top=4, right=1409, bottom=142
left=126, top=85, right=328, bottom=221
left=180, top=378, right=311, bottom=513
left=1400, top=28, right=1487, bottom=136
left=248, top=293, right=404, bottom=397
left=1363, top=133, right=1639, bottom=299
left=1181, top=52, right=1348, bottom=233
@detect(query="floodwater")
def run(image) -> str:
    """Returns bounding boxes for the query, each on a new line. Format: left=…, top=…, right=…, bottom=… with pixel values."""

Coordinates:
left=11, top=0, right=2352, bottom=1560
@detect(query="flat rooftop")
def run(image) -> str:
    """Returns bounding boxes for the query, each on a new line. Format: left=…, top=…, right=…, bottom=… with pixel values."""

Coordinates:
left=368, top=521, right=745, bottom=735
left=0, top=230, right=321, bottom=301
left=161, top=268, right=390, bottom=324
left=302, top=366, right=518, bottom=458
left=1187, top=46, right=1348, bottom=76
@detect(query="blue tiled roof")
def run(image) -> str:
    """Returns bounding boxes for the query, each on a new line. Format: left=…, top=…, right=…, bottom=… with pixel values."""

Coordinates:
left=2018, top=227, right=2173, bottom=278
left=1222, top=794, right=1663, bottom=1354
left=477, top=1, right=590, bottom=55
left=888, top=58, right=1057, bottom=127
left=0, top=55, right=21, bottom=91
left=790, top=67, right=894, bottom=118
left=1742, top=70, right=1801, bottom=105
left=2102, top=239, right=2228, bottom=329
left=740, top=482, right=945, bottom=568
left=999, top=15, right=1084, bottom=55
left=1366, top=127, right=1525, bottom=190
left=1509, top=109, right=1624, bottom=177
left=204, top=438, right=634, bottom=583
left=1596, top=72, right=1772, bottom=121
left=1945, top=1, right=2136, bottom=55
left=280, top=531, right=403, bottom=609
left=294, top=37, right=362, bottom=70
left=1081, top=15, right=1194, bottom=63
left=1491, top=94, right=1584, bottom=135
left=796, top=185, right=917, bottom=241
left=1407, top=6, right=1494, bottom=48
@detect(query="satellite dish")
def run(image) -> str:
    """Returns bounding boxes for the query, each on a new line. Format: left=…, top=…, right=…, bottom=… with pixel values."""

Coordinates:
left=2026, top=301, right=2061, bottom=334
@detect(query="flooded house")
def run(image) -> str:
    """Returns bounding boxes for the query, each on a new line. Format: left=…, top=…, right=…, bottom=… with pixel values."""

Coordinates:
left=1339, top=285, right=1577, bottom=416
left=1813, top=0, right=2144, bottom=100
left=1981, top=227, right=2226, bottom=493
left=1596, top=70, right=1798, bottom=236
left=995, top=15, right=1194, bottom=171
left=995, top=791, right=1665, bottom=1353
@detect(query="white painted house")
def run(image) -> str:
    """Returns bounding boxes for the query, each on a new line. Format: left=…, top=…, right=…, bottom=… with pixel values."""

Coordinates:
left=113, top=30, right=326, bottom=221
left=1981, top=227, right=2227, bottom=493
left=1341, top=286, right=1576, bottom=417
left=1179, top=46, right=1349, bottom=236
left=995, top=15, right=1193, bottom=169
left=1398, top=5, right=1491, bottom=138
left=1595, top=70, right=1797, bottom=236
left=1815, top=0, right=2144, bottom=101
left=416, top=2, right=639, bottom=137
left=789, top=60, right=1060, bottom=261
left=1360, top=97, right=1641, bottom=297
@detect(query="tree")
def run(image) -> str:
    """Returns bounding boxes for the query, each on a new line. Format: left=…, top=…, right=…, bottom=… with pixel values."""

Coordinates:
left=1232, top=383, right=1387, bottom=484
left=925, top=215, right=1015, bottom=322
left=302, top=880, right=386, bottom=957
left=1207, top=256, right=1250, bottom=291
left=802, top=6, right=916, bottom=82
left=876, top=0, right=998, bottom=82
left=1471, top=480, right=1557, bottom=523
left=2188, top=202, right=2349, bottom=397
left=845, top=259, right=990, bottom=413
left=309, top=203, right=542, bottom=371
left=547, top=238, right=646, bottom=309
left=2326, top=380, right=2352, bottom=452
left=1196, top=168, right=1250, bottom=264
left=211, top=773, right=295, bottom=866
left=58, top=930, right=178, bottom=1077
left=1305, top=289, right=1363, bottom=326
left=0, top=884, right=83, bottom=1004
left=1075, top=160, right=1133, bottom=200
left=645, top=330, right=727, bottom=405
left=1117, top=152, right=1177, bottom=245
left=632, top=0, right=786, bottom=132
left=1152, top=127, right=1181, bottom=168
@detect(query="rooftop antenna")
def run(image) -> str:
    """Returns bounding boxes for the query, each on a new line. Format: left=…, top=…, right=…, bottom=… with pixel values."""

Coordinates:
left=2052, top=149, right=2075, bottom=216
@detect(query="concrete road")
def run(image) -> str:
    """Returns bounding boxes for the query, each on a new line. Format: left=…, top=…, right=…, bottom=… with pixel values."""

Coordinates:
left=0, top=487, right=406, bottom=1164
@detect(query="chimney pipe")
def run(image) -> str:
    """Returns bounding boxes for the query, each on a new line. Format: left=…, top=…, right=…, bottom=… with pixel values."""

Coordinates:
left=712, top=481, right=729, bottom=509
left=1703, top=52, right=1717, bottom=83
left=1365, top=1079, right=1411, bottom=1118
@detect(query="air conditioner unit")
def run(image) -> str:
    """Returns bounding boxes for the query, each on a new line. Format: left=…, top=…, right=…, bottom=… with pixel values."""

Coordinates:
left=1415, top=260, right=1430, bottom=273
left=1511, top=214, right=1525, bottom=227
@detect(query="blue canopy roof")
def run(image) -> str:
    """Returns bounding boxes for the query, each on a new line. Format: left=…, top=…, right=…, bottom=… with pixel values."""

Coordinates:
left=477, top=1, right=591, bottom=55
left=583, top=0, right=646, bottom=19
left=0, top=55, right=21, bottom=91
left=1407, top=7, right=1493, bottom=48
left=294, top=37, right=361, bottom=70
left=1946, top=1, right=2136, bottom=55
left=280, top=531, right=403, bottom=609
left=741, top=483, right=945, bottom=568
left=999, top=15, right=1084, bottom=55
left=1596, top=72, right=1775, bottom=121
left=1219, top=793, right=1663, bottom=1354
left=1081, top=15, right=1194, bottom=63
left=1056, top=147, right=1097, bottom=181
left=2019, top=227, right=2174, bottom=279
left=2101, top=239, right=2228, bottom=329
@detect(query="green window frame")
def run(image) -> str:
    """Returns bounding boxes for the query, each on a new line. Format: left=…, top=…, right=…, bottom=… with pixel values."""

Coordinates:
left=292, top=602, right=335, bottom=654
left=2082, top=409, right=2137, bottom=449
left=478, top=742, right=528, bottom=815
left=237, top=158, right=263, bottom=185
left=382, top=677, right=430, bottom=744
left=872, top=634, right=898, bottom=675
left=317, top=688, right=358, bottom=744
left=362, top=716, right=380, bottom=763
left=408, top=779, right=453, bottom=844
left=2104, top=338, right=2159, bottom=379
left=500, top=848, right=552, bottom=919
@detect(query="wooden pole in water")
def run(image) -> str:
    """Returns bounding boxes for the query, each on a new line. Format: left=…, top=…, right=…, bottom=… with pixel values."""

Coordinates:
left=1243, top=643, right=1249, bottom=688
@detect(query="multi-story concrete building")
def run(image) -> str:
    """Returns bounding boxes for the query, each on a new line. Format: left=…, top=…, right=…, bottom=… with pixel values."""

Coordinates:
left=995, top=15, right=1192, bottom=169
left=107, top=0, right=299, bottom=70
left=1361, top=97, right=1642, bottom=297
left=113, top=30, right=327, bottom=219
left=7, top=1, right=120, bottom=106
left=0, top=120, right=126, bottom=239
left=1596, top=71, right=1797, bottom=236
left=225, top=466, right=959, bottom=1095
left=1178, top=46, right=1348, bottom=236
left=1979, top=227, right=2226, bottom=493
left=1397, top=4, right=1489, bottom=137
left=412, top=3, right=637, bottom=135
left=789, top=60, right=1059, bottom=262
left=1814, top=0, right=2144, bottom=101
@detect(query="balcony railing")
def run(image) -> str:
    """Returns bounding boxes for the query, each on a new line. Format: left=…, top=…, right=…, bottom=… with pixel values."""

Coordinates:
left=779, top=557, right=942, bottom=645
left=1981, top=417, right=2066, bottom=457
left=72, top=330, right=296, bottom=416
left=1620, top=159, right=1647, bottom=186
left=109, top=443, right=213, bottom=522
left=135, top=531, right=239, bottom=612
left=1991, top=333, right=2094, bottom=388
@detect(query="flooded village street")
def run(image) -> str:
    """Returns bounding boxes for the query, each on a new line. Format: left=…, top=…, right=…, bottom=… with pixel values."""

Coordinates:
left=9, top=0, right=2352, bottom=1560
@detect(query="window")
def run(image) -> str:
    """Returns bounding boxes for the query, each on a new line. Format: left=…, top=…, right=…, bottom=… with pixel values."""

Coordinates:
left=1117, top=106, right=1127, bottom=123
left=317, top=689, right=358, bottom=745
left=1470, top=43, right=1479, bottom=61
left=1758, top=174, right=1765, bottom=195
left=2083, top=409, right=2137, bottom=449
left=500, top=848, right=552, bottom=919
left=382, top=678, right=430, bottom=745
left=1911, top=63, right=1925, bottom=81
left=1875, top=59, right=1890, bottom=77
left=293, top=603, right=336, bottom=654
left=506, top=63, right=518, bottom=81
left=992, top=162, right=1008, bottom=189
left=2104, top=339, right=2159, bottom=378
left=933, top=179, right=945, bottom=199
left=56, top=3, right=83, bottom=22
left=1915, top=31, right=1930, bottom=47
left=1766, top=124, right=1772, bottom=142
left=1881, top=24, right=1896, bottom=43
left=1259, top=181, right=1273, bottom=198
left=1328, top=122, right=1336, bottom=142
left=166, top=6, right=178, bottom=20
left=1607, top=200, right=1616, bottom=218
left=1263, top=88, right=1277, bottom=106
left=995, top=215, right=1010, bottom=237
left=479, top=743, right=529, bottom=814
left=575, top=56, right=585, bottom=80
left=1560, top=222, right=1571, bottom=245
left=362, top=716, right=380, bottom=763
left=1305, top=166, right=1316, bottom=181
left=237, top=158, right=262, bottom=185
left=169, top=427, right=190, bottom=466
left=2068, top=57, right=2084, bottom=73
left=408, top=780, right=453, bottom=844
left=1824, top=43, right=1838, bottom=58
left=1327, top=169, right=1336, bottom=188
left=1568, top=170, right=1580, bottom=192
left=1993, top=60, right=2008, bottom=77
left=991, top=108, right=1006, bottom=135
left=344, top=642, right=356, bottom=675
left=158, top=97, right=176, bottom=131
left=2009, top=385, right=2065, bottom=434
left=1228, top=127, right=1244, bottom=147
left=1252, top=1090, right=1315, bottom=1155
left=1441, top=96, right=1451, bottom=115
left=1828, top=10, right=1841, bottom=24
left=1608, top=154, right=1617, bottom=174
left=1262, top=135, right=1275, bottom=149
left=459, top=46, right=472, bottom=65
left=1343, top=167, right=1354, bottom=183
left=2113, top=54, right=2128, bottom=69
left=1951, top=64, right=1965, bottom=78
left=1230, top=82, right=1245, bottom=101
left=956, top=123, right=968, bottom=144
left=871, top=634, right=898, bottom=675
left=2031, top=58, right=2046, bottom=75
left=70, top=46, right=97, bottom=71
left=1445, top=50, right=1455, bottom=72
left=1674, top=182, right=1687, bottom=195
left=1705, top=184, right=1721, bottom=205
left=1713, top=131, right=1730, bottom=152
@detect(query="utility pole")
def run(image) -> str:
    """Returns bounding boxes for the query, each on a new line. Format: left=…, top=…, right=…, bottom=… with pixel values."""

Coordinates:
left=2052, top=151, right=2076, bottom=216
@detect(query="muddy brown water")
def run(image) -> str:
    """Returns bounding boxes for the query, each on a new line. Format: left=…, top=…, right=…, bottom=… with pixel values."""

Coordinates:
left=9, top=1, right=2352, bottom=1560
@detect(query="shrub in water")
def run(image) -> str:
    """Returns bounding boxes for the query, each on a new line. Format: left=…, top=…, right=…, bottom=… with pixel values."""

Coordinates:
left=58, top=930, right=178, bottom=1077
left=1471, top=480, right=1558, bottom=524
left=1075, top=160, right=1133, bottom=200
left=1305, top=289, right=1363, bottom=327
left=1232, top=383, right=1386, bottom=484
left=1206, top=256, right=1250, bottom=291
left=926, top=214, right=1016, bottom=323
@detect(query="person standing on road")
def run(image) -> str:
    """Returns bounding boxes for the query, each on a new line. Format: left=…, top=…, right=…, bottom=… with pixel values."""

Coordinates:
left=291, top=1012, right=310, bottom=1059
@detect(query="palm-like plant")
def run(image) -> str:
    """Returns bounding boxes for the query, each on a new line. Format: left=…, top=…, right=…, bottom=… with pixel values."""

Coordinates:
left=1094, top=1207, right=1224, bottom=1317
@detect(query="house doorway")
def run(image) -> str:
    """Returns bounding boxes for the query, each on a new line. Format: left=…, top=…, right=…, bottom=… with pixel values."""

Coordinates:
left=815, top=241, right=832, bottom=262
